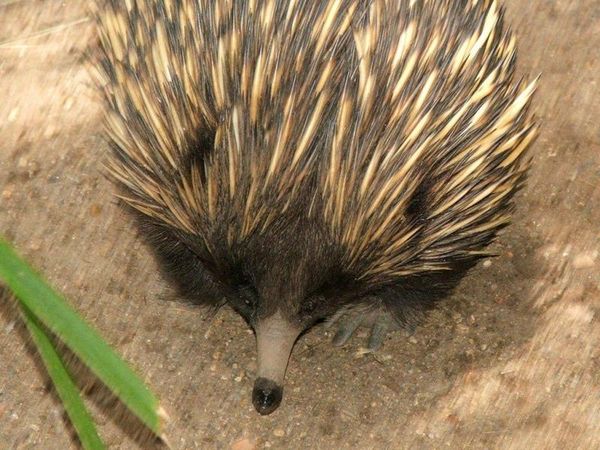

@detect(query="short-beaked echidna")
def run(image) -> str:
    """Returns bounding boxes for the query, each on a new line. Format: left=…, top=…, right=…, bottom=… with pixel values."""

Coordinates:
left=96, top=0, right=538, bottom=414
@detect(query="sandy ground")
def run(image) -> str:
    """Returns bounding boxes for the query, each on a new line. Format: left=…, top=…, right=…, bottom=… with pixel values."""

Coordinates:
left=0, top=1, right=598, bottom=449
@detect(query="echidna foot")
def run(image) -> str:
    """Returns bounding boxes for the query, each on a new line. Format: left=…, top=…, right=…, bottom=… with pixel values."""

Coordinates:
left=329, top=305, right=401, bottom=352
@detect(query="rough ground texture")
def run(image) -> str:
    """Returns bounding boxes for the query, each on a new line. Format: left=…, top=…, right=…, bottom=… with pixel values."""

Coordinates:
left=0, top=1, right=598, bottom=449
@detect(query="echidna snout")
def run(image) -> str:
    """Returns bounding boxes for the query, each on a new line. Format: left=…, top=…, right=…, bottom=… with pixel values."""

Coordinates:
left=252, top=312, right=300, bottom=415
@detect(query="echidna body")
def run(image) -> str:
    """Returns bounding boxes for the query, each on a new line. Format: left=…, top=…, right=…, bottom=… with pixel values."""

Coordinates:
left=97, top=0, right=537, bottom=414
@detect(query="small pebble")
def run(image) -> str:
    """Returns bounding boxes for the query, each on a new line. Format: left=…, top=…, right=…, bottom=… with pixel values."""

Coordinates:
left=573, top=251, right=597, bottom=269
left=273, top=429, right=285, bottom=437
left=64, top=97, right=74, bottom=110
left=1, top=188, right=13, bottom=199
left=456, top=324, right=469, bottom=335
left=354, top=347, right=373, bottom=357
left=4, top=321, right=15, bottom=333
left=90, top=204, right=102, bottom=216
left=230, top=438, right=255, bottom=450
left=44, top=124, right=57, bottom=138
left=482, top=260, right=492, bottom=268
left=8, top=107, right=18, bottom=122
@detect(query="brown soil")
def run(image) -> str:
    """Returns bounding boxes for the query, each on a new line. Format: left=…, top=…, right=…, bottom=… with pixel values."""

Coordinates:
left=1, top=1, right=599, bottom=449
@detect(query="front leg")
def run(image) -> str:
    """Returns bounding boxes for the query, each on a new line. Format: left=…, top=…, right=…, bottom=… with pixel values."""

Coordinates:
left=328, top=300, right=403, bottom=352
left=328, top=269, right=469, bottom=351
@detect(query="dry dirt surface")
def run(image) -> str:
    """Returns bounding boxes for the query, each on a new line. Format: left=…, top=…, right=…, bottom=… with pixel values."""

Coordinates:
left=1, top=1, right=599, bottom=449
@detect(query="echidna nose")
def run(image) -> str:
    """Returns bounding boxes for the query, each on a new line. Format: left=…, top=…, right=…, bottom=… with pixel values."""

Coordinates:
left=252, top=377, right=283, bottom=415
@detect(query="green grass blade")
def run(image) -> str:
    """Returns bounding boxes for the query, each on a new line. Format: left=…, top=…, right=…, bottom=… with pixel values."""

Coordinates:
left=21, top=304, right=106, bottom=450
left=0, top=237, right=164, bottom=434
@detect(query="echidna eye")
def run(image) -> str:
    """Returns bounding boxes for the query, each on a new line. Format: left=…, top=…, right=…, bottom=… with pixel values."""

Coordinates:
left=298, top=298, right=318, bottom=316
left=237, top=282, right=258, bottom=311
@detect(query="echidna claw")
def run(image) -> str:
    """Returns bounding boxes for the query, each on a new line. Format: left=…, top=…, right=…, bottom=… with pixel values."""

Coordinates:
left=329, top=305, right=399, bottom=351
left=367, top=318, right=389, bottom=351
left=331, top=314, right=363, bottom=346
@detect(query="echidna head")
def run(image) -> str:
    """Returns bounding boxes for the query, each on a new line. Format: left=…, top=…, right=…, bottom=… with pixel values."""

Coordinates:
left=225, top=215, right=353, bottom=414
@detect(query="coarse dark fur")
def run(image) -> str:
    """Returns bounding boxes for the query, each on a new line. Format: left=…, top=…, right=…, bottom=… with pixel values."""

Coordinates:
left=141, top=211, right=474, bottom=329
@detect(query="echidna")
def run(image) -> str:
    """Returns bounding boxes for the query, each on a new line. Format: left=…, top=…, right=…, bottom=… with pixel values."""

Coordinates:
left=96, top=0, right=538, bottom=415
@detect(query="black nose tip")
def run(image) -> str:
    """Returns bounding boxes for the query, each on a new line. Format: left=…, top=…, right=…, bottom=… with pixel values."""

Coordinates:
left=252, top=377, right=283, bottom=415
